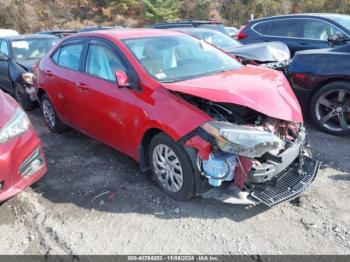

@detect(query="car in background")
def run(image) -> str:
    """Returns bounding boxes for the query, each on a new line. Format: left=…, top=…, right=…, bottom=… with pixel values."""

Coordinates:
left=0, top=29, right=19, bottom=37
left=37, top=29, right=77, bottom=38
left=237, top=14, right=350, bottom=56
left=151, top=20, right=228, bottom=35
left=79, top=25, right=123, bottom=32
left=288, top=43, right=350, bottom=135
left=0, top=34, right=58, bottom=110
left=226, top=26, right=238, bottom=38
left=0, top=89, right=46, bottom=202
left=33, top=29, right=319, bottom=207
left=176, top=28, right=291, bottom=70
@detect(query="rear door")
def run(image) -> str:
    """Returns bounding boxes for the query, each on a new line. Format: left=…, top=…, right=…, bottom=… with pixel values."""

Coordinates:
left=45, top=39, right=86, bottom=128
left=0, top=40, right=12, bottom=92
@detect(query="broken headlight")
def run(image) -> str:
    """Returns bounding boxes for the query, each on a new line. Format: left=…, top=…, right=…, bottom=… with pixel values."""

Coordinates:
left=201, top=121, right=283, bottom=158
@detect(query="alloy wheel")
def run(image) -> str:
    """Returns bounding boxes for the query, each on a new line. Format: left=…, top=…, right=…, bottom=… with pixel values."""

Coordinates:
left=42, top=100, right=56, bottom=128
left=316, top=89, right=350, bottom=132
left=152, top=144, right=184, bottom=193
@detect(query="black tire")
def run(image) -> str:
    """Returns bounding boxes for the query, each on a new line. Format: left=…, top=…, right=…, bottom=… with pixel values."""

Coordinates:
left=14, top=83, right=35, bottom=111
left=149, top=133, right=195, bottom=201
left=309, top=81, right=350, bottom=136
left=40, top=94, right=68, bottom=133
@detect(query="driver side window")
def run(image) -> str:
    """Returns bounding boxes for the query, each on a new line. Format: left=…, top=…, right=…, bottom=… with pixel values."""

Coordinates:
left=0, top=41, right=9, bottom=57
left=302, top=19, right=343, bottom=40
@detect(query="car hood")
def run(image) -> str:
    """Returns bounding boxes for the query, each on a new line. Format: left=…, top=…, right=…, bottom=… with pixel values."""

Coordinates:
left=15, top=59, right=37, bottom=72
left=227, top=41, right=291, bottom=62
left=0, top=91, right=16, bottom=129
left=162, top=66, right=303, bottom=123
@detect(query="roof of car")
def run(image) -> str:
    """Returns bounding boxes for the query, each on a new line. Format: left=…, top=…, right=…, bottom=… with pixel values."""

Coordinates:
left=250, top=13, right=350, bottom=23
left=70, top=28, right=184, bottom=40
left=174, top=27, right=222, bottom=33
left=1, top=34, right=58, bottom=41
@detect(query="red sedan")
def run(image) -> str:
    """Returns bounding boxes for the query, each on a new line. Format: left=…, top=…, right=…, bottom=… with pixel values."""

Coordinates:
left=33, top=29, right=319, bottom=206
left=0, top=90, right=46, bottom=202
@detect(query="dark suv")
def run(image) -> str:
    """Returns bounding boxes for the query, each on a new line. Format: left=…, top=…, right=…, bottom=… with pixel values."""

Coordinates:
left=237, top=14, right=350, bottom=55
left=151, top=20, right=228, bottom=35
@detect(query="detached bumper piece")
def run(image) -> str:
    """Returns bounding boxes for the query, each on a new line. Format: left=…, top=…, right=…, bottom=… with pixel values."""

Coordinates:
left=248, top=156, right=320, bottom=207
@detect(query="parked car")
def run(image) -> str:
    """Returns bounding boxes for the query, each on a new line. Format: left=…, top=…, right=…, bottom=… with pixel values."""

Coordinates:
left=225, top=26, right=238, bottom=38
left=33, top=29, right=319, bottom=207
left=0, top=29, right=19, bottom=37
left=151, top=20, right=228, bottom=35
left=0, top=89, right=46, bottom=202
left=288, top=43, right=350, bottom=135
left=79, top=25, right=123, bottom=32
left=37, top=29, right=77, bottom=38
left=0, top=34, right=58, bottom=110
left=237, top=13, right=350, bottom=56
left=175, top=27, right=291, bottom=70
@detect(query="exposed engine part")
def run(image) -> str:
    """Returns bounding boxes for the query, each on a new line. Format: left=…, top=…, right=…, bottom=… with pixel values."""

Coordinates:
left=200, top=152, right=237, bottom=187
left=261, top=59, right=291, bottom=71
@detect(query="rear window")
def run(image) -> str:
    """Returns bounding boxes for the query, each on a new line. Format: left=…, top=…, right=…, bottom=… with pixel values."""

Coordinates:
left=265, top=19, right=302, bottom=38
left=52, top=43, right=83, bottom=71
left=253, top=22, right=270, bottom=35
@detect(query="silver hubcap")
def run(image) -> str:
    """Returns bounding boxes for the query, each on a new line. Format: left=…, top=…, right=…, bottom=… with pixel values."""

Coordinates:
left=316, top=89, right=350, bottom=132
left=152, top=144, right=184, bottom=193
left=42, top=100, right=56, bottom=128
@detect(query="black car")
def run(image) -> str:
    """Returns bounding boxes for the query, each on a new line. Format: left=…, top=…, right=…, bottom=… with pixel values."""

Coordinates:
left=151, top=20, right=228, bottom=35
left=0, top=34, right=58, bottom=110
left=238, top=14, right=350, bottom=56
left=288, top=43, right=350, bottom=135
left=37, top=29, right=77, bottom=38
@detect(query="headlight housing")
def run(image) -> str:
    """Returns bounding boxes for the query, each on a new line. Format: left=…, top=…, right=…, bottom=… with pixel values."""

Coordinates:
left=22, top=72, right=34, bottom=85
left=0, top=108, right=31, bottom=144
left=201, top=121, right=283, bottom=158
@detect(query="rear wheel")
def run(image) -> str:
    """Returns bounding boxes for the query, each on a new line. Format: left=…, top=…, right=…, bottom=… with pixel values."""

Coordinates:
left=149, top=133, right=195, bottom=201
left=40, top=94, right=68, bottom=133
left=14, top=83, right=34, bottom=111
left=310, top=82, right=350, bottom=135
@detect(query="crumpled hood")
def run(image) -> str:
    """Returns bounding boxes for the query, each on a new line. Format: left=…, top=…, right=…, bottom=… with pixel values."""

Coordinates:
left=227, top=41, right=291, bottom=62
left=0, top=91, right=17, bottom=129
left=163, top=66, right=303, bottom=123
left=15, top=59, right=37, bottom=72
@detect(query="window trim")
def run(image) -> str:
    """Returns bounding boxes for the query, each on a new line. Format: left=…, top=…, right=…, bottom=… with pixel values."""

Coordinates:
left=80, top=37, right=140, bottom=90
left=50, top=38, right=86, bottom=72
left=251, top=17, right=350, bottom=41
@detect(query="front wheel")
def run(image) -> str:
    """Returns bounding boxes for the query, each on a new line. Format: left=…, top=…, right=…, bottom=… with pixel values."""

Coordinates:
left=310, top=81, right=350, bottom=136
left=149, top=133, right=195, bottom=201
left=14, top=83, right=34, bottom=111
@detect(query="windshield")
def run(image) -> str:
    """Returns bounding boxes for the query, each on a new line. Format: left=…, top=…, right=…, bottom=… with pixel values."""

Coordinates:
left=11, top=38, right=58, bottom=60
left=123, top=35, right=242, bottom=83
left=189, top=30, right=242, bottom=51
left=329, top=15, right=350, bottom=32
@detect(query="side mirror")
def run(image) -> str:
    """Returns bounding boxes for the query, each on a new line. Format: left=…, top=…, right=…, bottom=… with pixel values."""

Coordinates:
left=328, top=34, right=349, bottom=47
left=115, top=70, right=130, bottom=88
left=0, top=53, right=8, bottom=61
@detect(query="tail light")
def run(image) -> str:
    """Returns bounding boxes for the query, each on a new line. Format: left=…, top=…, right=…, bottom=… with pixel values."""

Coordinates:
left=236, top=26, right=248, bottom=40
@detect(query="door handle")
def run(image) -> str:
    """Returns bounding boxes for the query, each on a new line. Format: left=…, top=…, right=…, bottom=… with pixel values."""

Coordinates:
left=76, top=82, right=89, bottom=91
left=45, top=70, right=53, bottom=77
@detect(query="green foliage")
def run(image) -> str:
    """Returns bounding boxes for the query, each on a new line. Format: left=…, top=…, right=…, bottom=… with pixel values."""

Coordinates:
left=143, top=0, right=181, bottom=23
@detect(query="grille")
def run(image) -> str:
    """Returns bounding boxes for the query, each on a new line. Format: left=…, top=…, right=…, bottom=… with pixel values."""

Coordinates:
left=249, top=157, right=320, bottom=207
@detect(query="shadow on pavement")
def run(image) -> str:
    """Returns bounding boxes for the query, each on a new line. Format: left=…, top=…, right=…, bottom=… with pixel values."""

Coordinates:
left=29, top=109, right=269, bottom=223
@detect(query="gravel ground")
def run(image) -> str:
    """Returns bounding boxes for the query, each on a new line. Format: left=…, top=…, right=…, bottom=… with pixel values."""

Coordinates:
left=0, top=109, right=349, bottom=255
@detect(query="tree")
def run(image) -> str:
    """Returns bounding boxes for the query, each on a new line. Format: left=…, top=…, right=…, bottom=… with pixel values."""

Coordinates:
left=143, top=0, right=181, bottom=23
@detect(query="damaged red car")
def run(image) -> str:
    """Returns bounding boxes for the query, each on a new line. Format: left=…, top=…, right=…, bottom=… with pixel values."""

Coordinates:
left=0, top=90, right=46, bottom=202
left=33, top=29, right=319, bottom=206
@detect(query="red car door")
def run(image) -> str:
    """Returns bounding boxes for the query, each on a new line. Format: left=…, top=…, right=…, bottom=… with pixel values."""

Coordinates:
left=76, top=39, right=133, bottom=153
left=45, top=39, right=85, bottom=129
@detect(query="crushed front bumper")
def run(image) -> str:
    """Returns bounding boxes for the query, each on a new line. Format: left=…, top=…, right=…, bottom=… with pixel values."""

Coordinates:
left=247, top=156, right=320, bottom=207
